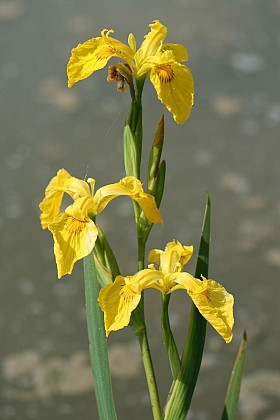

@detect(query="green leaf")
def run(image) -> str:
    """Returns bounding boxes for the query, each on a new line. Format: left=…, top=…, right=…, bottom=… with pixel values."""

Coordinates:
left=123, top=124, right=139, bottom=178
left=148, top=115, right=165, bottom=193
left=94, top=253, right=114, bottom=287
left=194, top=195, right=210, bottom=279
left=124, top=79, right=145, bottom=180
left=96, top=226, right=120, bottom=279
left=154, top=160, right=166, bottom=208
left=221, top=332, right=247, bottom=420
left=164, top=195, right=211, bottom=419
left=83, top=253, right=117, bottom=420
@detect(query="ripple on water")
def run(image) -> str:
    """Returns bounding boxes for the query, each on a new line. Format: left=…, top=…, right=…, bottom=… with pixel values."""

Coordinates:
left=240, top=370, right=280, bottom=419
left=0, top=2, right=24, bottom=21
left=229, top=51, right=265, bottom=73
left=2, top=350, right=93, bottom=399
left=109, top=342, right=142, bottom=379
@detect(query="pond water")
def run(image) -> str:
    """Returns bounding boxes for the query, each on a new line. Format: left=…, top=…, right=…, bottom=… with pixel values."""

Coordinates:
left=1, top=0, right=280, bottom=419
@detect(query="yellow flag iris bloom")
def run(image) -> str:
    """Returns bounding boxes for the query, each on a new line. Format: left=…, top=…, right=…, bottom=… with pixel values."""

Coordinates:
left=39, top=169, right=163, bottom=278
left=67, top=20, right=194, bottom=124
left=99, top=241, right=234, bottom=343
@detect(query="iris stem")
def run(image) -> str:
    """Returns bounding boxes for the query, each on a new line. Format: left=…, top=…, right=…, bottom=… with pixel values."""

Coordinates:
left=137, top=232, right=146, bottom=271
left=161, top=293, right=181, bottom=379
left=126, top=78, right=145, bottom=139
left=137, top=233, right=161, bottom=419
left=137, top=327, right=162, bottom=420
left=126, top=79, right=161, bottom=419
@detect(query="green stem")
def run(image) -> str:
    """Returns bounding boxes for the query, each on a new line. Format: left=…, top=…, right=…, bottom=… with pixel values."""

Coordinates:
left=161, top=294, right=181, bottom=379
left=136, top=234, right=161, bottom=419
left=137, top=231, right=146, bottom=271
left=126, top=77, right=161, bottom=419
left=137, top=326, right=162, bottom=420
left=126, top=78, right=145, bottom=137
left=133, top=200, right=141, bottom=223
left=124, top=78, right=145, bottom=219
left=124, top=77, right=145, bottom=181
left=164, top=196, right=211, bottom=419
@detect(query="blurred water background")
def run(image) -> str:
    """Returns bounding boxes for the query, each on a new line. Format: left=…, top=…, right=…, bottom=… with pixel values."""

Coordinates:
left=1, top=0, right=280, bottom=419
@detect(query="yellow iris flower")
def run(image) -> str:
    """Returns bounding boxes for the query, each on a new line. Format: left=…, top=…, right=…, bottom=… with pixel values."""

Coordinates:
left=67, top=20, right=194, bottom=124
left=39, top=169, right=163, bottom=278
left=99, top=241, right=234, bottom=343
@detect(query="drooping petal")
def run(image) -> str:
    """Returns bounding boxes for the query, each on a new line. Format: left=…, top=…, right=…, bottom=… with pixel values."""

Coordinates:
left=92, top=176, right=163, bottom=224
left=174, top=273, right=234, bottom=343
left=189, top=279, right=234, bottom=343
left=148, top=241, right=193, bottom=274
left=133, top=192, right=163, bottom=224
left=149, top=52, right=194, bottom=124
left=98, top=276, right=142, bottom=336
left=67, top=30, right=134, bottom=88
left=48, top=212, right=98, bottom=278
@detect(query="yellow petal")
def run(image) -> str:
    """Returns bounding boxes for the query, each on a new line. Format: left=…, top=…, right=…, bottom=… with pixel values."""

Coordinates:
left=134, top=192, right=163, bottom=224
left=135, top=20, right=167, bottom=68
left=93, top=176, right=163, bottom=224
left=129, top=269, right=164, bottom=291
left=66, top=196, right=95, bottom=218
left=39, top=169, right=91, bottom=229
left=123, top=268, right=170, bottom=294
left=149, top=57, right=194, bottom=124
left=67, top=30, right=134, bottom=88
left=148, top=241, right=193, bottom=274
left=49, top=212, right=98, bottom=278
left=39, top=169, right=71, bottom=229
left=175, top=273, right=234, bottom=343
left=64, top=177, right=91, bottom=199
left=162, top=43, right=188, bottom=62
left=171, top=272, right=205, bottom=293
left=98, top=276, right=142, bottom=336
left=93, top=176, right=140, bottom=211
left=118, top=177, right=163, bottom=224
left=128, top=33, right=137, bottom=53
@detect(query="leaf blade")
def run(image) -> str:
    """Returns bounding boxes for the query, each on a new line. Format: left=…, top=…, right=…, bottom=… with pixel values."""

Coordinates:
left=84, top=253, right=117, bottom=420
left=221, top=332, right=247, bottom=420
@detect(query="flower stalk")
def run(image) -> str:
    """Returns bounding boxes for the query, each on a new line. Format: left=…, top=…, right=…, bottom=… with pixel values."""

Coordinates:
left=137, top=327, right=162, bottom=420
left=164, top=196, right=210, bottom=419
left=161, top=293, right=181, bottom=380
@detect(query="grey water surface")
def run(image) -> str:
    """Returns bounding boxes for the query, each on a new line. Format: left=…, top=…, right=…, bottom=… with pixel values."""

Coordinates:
left=1, top=0, right=280, bottom=419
